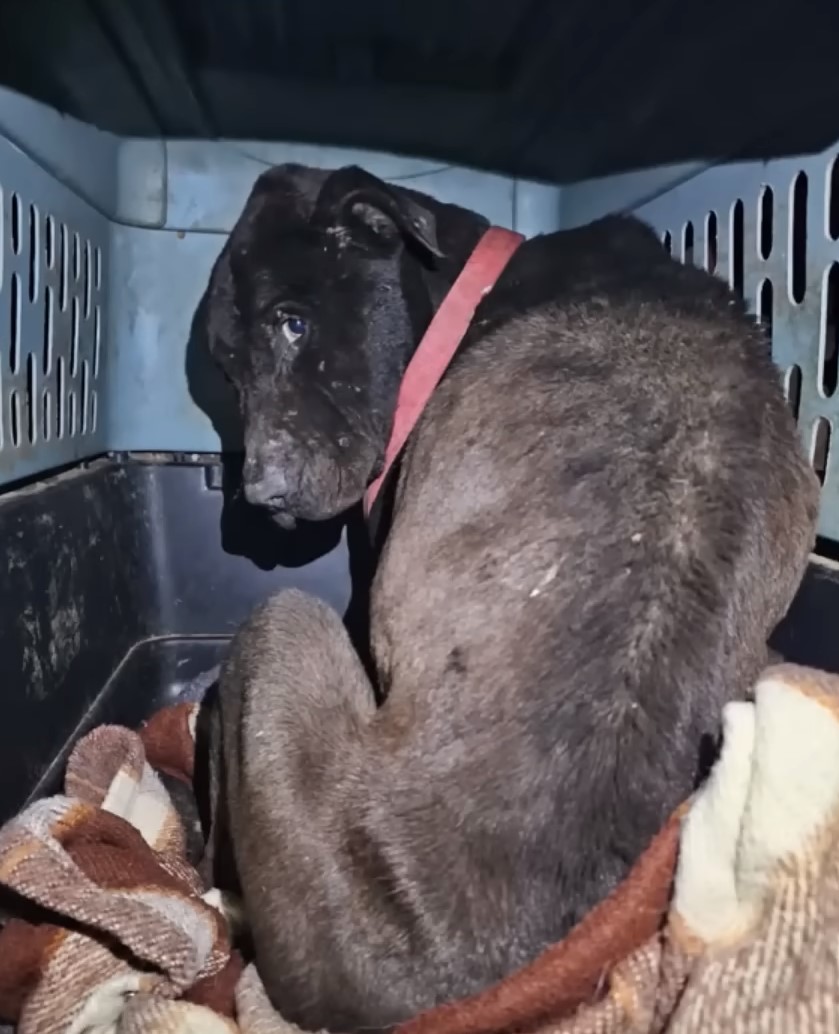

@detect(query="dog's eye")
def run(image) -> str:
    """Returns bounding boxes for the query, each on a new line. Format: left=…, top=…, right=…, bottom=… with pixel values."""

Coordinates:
left=279, top=315, right=307, bottom=344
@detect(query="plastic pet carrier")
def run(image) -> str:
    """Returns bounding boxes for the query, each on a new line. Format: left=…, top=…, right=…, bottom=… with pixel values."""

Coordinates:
left=0, top=1, right=837, bottom=840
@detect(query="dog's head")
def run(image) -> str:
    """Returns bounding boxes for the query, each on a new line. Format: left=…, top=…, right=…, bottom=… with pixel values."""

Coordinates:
left=206, top=163, right=480, bottom=529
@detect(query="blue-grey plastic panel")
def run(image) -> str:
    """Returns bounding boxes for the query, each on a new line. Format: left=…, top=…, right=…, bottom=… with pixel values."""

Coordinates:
left=0, top=134, right=109, bottom=487
left=108, top=226, right=230, bottom=451
left=627, top=145, right=839, bottom=542
left=0, top=87, right=121, bottom=222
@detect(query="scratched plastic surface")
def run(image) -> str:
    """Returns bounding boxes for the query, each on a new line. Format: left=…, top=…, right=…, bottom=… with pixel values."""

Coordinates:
left=0, top=456, right=353, bottom=824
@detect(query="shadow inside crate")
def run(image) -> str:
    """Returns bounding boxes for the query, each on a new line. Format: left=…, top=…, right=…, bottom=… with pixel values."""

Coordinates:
left=2, top=1, right=839, bottom=186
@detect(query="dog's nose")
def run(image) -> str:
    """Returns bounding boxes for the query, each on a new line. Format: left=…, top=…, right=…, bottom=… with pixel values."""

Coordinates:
left=243, top=473, right=288, bottom=510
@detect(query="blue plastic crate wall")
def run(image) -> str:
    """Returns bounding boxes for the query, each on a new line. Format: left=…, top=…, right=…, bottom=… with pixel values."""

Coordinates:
left=633, top=144, right=839, bottom=542
left=0, top=135, right=109, bottom=487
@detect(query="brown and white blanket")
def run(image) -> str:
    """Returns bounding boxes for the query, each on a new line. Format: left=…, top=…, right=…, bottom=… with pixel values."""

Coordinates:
left=0, top=662, right=837, bottom=1033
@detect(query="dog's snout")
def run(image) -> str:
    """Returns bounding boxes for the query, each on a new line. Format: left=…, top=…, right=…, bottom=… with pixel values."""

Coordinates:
left=244, top=484, right=285, bottom=510
left=243, top=474, right=288, bottom=510
left=242, top=456, right=290, bottom=510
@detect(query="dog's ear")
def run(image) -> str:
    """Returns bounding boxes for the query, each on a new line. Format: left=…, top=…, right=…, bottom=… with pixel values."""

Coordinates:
left=315, top=165, right=443, bottom=259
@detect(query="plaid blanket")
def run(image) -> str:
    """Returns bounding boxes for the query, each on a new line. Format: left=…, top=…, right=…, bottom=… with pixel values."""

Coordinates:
left=0, top=662, right=837, bottom=1033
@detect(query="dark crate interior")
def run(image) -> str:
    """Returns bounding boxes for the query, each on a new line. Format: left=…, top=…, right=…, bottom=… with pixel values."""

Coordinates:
left=2, top=0, right=838, bottom=185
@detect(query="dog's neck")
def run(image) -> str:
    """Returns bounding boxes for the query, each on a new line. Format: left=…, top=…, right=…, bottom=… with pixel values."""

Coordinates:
left=366, top=224, right=524, bottom=525
left=390, top=186, right=491, bottom=351
left=364, top=200, right=492, bottom=542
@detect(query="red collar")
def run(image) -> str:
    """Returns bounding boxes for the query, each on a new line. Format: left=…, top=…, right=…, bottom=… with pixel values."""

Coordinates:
left=363, top=226, right=525, bottom=517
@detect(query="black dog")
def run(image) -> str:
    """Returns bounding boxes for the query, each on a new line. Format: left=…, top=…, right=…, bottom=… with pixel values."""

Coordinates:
left=205, top=164, right=819, bottom=1032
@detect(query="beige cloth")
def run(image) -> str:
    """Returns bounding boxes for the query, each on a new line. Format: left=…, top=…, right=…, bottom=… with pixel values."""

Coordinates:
left=539, top=663, right=839, bottom=1034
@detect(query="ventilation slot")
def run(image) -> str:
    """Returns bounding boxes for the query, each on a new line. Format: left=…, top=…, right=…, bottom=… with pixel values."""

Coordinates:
left=812, top=417, right=832, bottom=484
left=830, top=155, right=839, bottom=241
left=731, top=200, right=744, bottom=297
left=790, top=172, right=808, bottom=304
left=787, top=365, right=802, bottom=421
left=71, top=296, right=80, bottom=376
left=84, top=243, right=92, bottom=318
left=705, top=211, right=718, bottom=273
left=759, top=186, right=773, bottom=260
left=682, top=221, right=694, bottom=264
left=45, top=215, right=55, bottom=269
left=758, top=278, right=773, bottom=339
left=81, top=361, right=90, bottom=434
left=42, top=389, right=51, bottom=443
left=8, top=272, right=19, bottom=373
left=821, top=263, right=839, bottom=399
left=56, top=357, right=65, bottom=439
left=58, top=224, right=68, bottom=311
left=28, top=204, right=38, bottom=303
left=94, top=307, right=101, bottom=376
left=10, top=193, right=21, bottom=255
left=9, top=391, right=20, bottom=447
left=43, top=285, right=53, bottom=375
left=26, top=353, right=36, bottom=445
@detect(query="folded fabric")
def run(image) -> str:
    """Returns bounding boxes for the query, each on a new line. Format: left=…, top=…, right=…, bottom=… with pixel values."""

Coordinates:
left=1, top=661, right=838, bottom=1033
left=140, top=701, right=202, bottom=786
left=0, top=715, right=241, bottom=1034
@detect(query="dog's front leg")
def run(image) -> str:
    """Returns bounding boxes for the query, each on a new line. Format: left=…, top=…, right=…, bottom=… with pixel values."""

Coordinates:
left=217, top=588, right=401, bottom=1032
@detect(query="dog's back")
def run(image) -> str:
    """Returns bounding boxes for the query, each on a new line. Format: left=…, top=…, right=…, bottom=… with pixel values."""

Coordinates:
left=362, top=214, right=816, bottom=966
left=220, top=216, right=819, bottom=1031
